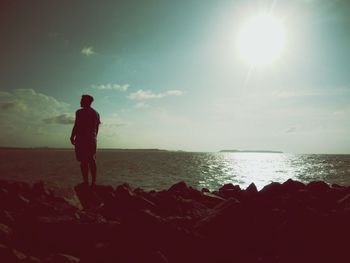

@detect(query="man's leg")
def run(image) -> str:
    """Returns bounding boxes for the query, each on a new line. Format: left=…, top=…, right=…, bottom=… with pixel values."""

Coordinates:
left=80, top=161, right=89, bottom=186
left=89, top=159, right=97, bottom=186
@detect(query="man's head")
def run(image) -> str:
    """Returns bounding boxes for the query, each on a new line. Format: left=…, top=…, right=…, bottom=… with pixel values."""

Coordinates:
left=80, top=94, right=94, bottom=108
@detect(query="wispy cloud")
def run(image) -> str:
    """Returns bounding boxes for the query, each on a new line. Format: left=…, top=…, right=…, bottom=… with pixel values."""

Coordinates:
left=128, top=89, right=183, bottom=100
left=0, top=89, right=72, bottom=146
left=134, top=102, right=151, bottom=109
left=43, top=114, right=74, bottom=125
left=0, top=101, right=28, bottom=111
left=286, top=127, right=297, bottom=133
left=92, top=83, right=129, bottom=92
left=81, top=46, right=95, bottom=57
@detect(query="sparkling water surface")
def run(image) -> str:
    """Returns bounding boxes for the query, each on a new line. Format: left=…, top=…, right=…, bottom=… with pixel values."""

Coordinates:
left=0, top=149, right=349, bottom=191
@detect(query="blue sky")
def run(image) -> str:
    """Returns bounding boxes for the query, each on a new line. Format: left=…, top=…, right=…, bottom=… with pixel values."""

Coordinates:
left=0, top=0, right=350, bottom=153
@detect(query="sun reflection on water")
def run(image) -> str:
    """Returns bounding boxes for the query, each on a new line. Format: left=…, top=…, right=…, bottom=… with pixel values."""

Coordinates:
left=198, top=153, right=296, bottom=190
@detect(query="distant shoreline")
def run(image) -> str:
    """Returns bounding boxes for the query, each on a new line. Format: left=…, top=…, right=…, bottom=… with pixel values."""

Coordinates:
left=219, top=150, right=283, bottom=153
left=0, top=147, right=169, bottom=152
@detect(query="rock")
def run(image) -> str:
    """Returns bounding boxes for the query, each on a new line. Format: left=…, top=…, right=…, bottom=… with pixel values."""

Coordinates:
left=201, top=188, right=210, bottom=193
left=337, top=194, right=350, bottom=209
left=307, top=181, right=330, bottom=193
left=145, top=251, right=169, bottom=263
left=0, top=224, right=12, bottom=244
left=219, top=183, right=240, bottom=192
left=32, top=181, right=52, bottom=197
left=44, top=253, right=79, bottom=263
left=198, top=192, right=226, bottom=208
left=245, top=183, right=258, bottom=195
left=6, top=193, right=30, bottom=211
left=216, top=184, right=241, bottom=199
left=167, top=181, right=190, bottom=195
left=74, top=184, right=103, bottom=209
left=2, top=178, right=349, bottom=263
left=0, top=244, right=27, bottom=262
left=195, top=197, right=241, bottom=236
left=0, top=210, right=15, bottom=227
left=259, top=182, right=283, bottom=197
left=282, top=179, right=306, bottom=192
left=115, top=183, right=133, bottom=198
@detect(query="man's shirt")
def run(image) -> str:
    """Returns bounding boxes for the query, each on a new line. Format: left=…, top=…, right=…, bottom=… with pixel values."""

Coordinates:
left=74, top=107, right=100, bottom=140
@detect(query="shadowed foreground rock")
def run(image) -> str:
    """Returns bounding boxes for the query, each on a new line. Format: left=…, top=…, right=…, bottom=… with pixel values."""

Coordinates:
left=0, top=179, right=349, bottom=263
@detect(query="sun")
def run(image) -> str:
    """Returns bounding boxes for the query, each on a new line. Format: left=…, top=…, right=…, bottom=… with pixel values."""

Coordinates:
left=237, top=14, right=286, bottom=66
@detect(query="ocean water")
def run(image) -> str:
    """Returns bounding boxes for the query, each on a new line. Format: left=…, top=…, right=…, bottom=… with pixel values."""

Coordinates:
left=0, top=149, right=350, bottom=191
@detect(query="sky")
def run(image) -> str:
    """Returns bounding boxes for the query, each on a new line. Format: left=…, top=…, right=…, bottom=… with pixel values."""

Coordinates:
left=1, top=0, right=350, bottom=153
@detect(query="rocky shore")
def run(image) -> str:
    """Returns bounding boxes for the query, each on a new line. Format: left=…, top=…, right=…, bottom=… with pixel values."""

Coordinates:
left=0, top=179, right=349, bottom=263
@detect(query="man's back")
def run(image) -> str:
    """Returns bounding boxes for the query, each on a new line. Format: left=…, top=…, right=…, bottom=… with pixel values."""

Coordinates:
left=75, top=107, right=100, bottom=140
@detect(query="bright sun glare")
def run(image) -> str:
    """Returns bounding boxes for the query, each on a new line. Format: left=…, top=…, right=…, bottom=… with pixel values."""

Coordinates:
left=237, top=14, right=286, bottom=66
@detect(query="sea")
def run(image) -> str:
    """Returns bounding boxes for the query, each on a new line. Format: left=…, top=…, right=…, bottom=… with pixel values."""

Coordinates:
left=0, top=149, right=350, bottom=191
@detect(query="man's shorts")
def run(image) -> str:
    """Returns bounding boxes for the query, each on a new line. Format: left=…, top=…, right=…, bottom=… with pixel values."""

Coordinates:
left=75, top=138, right=97, bottom=162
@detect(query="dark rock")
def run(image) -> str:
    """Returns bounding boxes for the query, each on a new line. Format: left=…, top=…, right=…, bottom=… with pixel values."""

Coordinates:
left=195, top=197, right=241, bottom=236
left=44, top=253, right=79, bottom=263
left=197, top=192, right=226, bottom=208
left=0, top=210, right=15, bottom=227
left=215, top=183, right=241, bottom=200
left=337, top=194, right=350, bottom=209
left=144, top=251, right=169, bottom=263
left=0, top=224, right=12, bottom=244
left=168, top=181, right=188, bottom=192
left=201, top=188, right=210, bottom=193
left=259, top=182, right=283, bottom=197
left=0, top=244, right=27, bottom=262
left=245, top=182, right=258, bottom=195
left=74, top=184, right=103, bottom=210
left=307, top=181, right=330, bottom=193
left=2, top=178, right=349, bottom=263
left=32, top=181, right=52, bottom=197
left=219, top=183, right=240, bottom=192
left=23, top=256, right=42, bottom=263
left=5, top=193, right=30, bottom=211
left=115, top=183, right=133, bottom=198
left=282, top=179, right=306, bottom=192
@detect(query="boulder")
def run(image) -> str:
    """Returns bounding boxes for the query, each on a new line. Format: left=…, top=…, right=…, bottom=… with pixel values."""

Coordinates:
left=337, top=194, right=350, bottom=210
left=307, top=181, right=330, bottom=193
left=167, top=181, right=189, bottom=194
left=216, top=184, right=241, bottom=199
left=0, top=244, right=27, bottom=262
left=282, top=179, right=306, bottom=193
left=74, top=184, right=103, bottom=210
left=44, top=253, right=79, bottom=263
left=0, top=210, right=15, bottom=227
left=245, top=182, right=258, bottom=195
left=32, top=181, right=52, bottom=197
left=259, top=182, right=283, bottom=197
left=0, top=224, right=12, bottom=244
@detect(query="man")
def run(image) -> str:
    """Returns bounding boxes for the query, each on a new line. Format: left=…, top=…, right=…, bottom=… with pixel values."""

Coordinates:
left=70, top=95, right=101, bottom=186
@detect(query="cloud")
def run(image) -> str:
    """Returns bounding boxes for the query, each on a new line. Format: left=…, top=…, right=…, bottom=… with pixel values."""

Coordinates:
left=81, top=46, right=95, bottom=56
left=0, top=89, right=72, bottom=146
left=0, top=89, right=69, bottom=114
left=128, top=89, right=183, bottom=100
left=43, top=114, right=74, bottom=125
left=134, top=102, right=151, bottom=109
left=0, top=101, right=28, bottom=111
left=92, top=83, right=129, bottom=92
left=286, top=127, right=297, bottom=133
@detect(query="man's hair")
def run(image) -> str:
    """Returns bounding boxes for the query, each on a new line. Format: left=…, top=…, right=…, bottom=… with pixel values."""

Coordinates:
left=81, top=94, right=94, bottom=106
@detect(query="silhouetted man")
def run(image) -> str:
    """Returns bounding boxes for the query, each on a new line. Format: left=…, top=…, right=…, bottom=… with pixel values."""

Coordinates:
left=70, top=95, right=101, bottom=186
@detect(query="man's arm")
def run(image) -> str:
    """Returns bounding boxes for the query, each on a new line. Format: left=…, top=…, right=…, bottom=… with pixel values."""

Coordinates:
left=70, top=112, right=78, bottom=145
left=70, top=125, right=77, bottom=145
left=96, top=113, right=101, bottom=136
